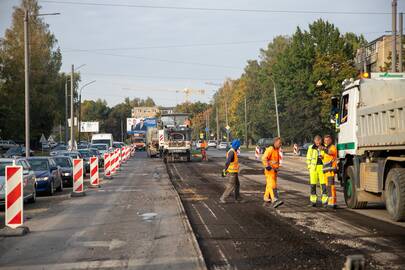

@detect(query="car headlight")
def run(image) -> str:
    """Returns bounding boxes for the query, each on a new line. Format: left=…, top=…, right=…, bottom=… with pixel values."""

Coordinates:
left=37, top=176, right=49, bottom=181
left=63, top=172, right=71, bottom=176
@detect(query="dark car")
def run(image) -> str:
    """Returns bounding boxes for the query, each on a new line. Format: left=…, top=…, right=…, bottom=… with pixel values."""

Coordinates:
left=50, top=144, right=68, bottom=155
left=53, top=156, right=74, bottom=187
left=89, top=148, right=103, bottom=166
left=3, top=146, right=33, bottom=158
left=298, top=143, right=312, bottom=157
left=257, top=138, right=273, bottom=153
left=27, top=157, right=63, bottom=196
left=78, top=149, right=91, bottom=173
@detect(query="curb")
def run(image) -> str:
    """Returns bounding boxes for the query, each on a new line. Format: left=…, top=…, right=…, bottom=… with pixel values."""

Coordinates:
left=165, top=164, right=208, bottom=270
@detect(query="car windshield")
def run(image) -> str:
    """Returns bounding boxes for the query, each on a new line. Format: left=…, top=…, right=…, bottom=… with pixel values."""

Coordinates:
left=79, top=151, right=91, bottom=157
left=54, top=157, right=71, bottom=167
left=89, top=149, right=99, bottom=155
left=6, top=147, right=21, bottom=155
left=29, top=159, right=49, bottom=171
left=91, top=144, right=107, bottom=150
left=0, top=161, right=13, bottom=176
left=92, top=139, right=111, bottom=147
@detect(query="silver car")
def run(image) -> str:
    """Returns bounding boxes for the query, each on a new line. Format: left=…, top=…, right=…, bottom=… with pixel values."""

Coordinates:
left=0, top=158, right=37, bottom=205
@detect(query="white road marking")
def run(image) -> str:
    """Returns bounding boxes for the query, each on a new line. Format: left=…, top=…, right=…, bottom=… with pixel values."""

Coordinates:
left=76, top=239, right=126, bottom=251
left=201, top=202, right=218, bottom=220
left=191, top=204, right=212, bottom=237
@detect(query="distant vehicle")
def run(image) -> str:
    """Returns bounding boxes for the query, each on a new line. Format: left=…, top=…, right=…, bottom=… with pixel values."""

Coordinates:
left=78, top=149, right=91, bottom=173
left=113, top=141, right=125, bottom=149
left=132, top=137, right=146, bottom=151
left=298, top=143, right=312, bottom=157
left=77, top=144, right=88, bottom=150
left=0, top=140, right=17, bottom=150
left=41, top=142, right=50, bottom=150
left=89, top=148, right=103, bottom=166
left=0, top=157, right=37, bottom=204
left=217, top=142, right=228, bottom=150
left=27, top=157, right=63, bottom=196
left=208, top=140, right=217, bottom=148
left=3, top=146, right=33, bottom=158
left=91, top=134, right=113, bottom=148
left=53, top=156, right=73, bottom=187
left=50, top=144, right=68, bottom=156
left=90, top=143, right=109, bottom=155
left=257, top=138, right=273, bottom=153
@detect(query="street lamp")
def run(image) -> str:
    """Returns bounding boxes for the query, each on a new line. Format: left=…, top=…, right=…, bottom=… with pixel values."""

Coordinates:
left=24, top=9, right=60, bottom=157
left=78, top=80, right=96, bottom=143
left=269, top=77, right=281, bottom=138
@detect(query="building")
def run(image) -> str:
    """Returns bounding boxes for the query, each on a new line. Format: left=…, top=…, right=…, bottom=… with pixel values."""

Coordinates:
left=356, top=35, right=404, bottom=72
left=159, top=107, right=175, bottom=115
left=131, top=107, right=159, bottom=118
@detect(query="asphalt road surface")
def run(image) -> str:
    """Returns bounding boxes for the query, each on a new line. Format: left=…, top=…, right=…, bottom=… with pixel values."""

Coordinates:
left=0, top=153, right=204, bottom=270
left=167, top=149, right=405, bottom=270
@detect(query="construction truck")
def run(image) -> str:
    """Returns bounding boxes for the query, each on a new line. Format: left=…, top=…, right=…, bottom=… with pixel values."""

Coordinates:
left=132, top=132, right=146, bottom=151
left=158, top=113, right=192, bottom=162
left=146, top=127, right=159, bottom=158
left=332, top=72, right=405, bottom=221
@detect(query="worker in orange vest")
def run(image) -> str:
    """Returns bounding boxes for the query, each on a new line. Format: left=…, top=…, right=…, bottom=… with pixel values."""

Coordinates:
left=321, top=135, right=338, bottom=208
left=220, top=139, right=243, bottom=203
left=261, top=137, right=284, bottom=208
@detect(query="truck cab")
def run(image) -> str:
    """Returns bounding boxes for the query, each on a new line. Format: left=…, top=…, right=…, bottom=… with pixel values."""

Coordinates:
left=333, top=73, right=405, bottom=221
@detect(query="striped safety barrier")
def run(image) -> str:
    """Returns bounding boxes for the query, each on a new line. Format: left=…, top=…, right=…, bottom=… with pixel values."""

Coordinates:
left=115, top=149, right=120, bottom=170
left=5, top=166, right=23, bottom=229
left=90, top=157, right=100, bottom=187
left=104, top=152, right=112, bottom=178
left=110, top=152, right=116, bottom=175
left=72, top=159, right=85, bottom=196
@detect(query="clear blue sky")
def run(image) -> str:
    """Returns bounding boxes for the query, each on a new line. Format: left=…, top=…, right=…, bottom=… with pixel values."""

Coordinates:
left=1, top=0, right=404, bottom=106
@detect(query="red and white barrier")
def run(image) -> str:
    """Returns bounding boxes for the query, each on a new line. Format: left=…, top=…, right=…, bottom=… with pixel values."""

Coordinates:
left=255, top=146, right=260, bottom=160
left=115, top=149, right=121, bottom=170
left=90, top=157, right=100, bottom=187
left=5, top=166, right=23, bottom=229
left=72, top=159, right=84, bottom=195
left=121, top=147, right=125, bottom=163
left=126, top=147, right=130, bottom=161
left=104, top=152, right=112, bottom=178
left=110, top=152, right=116, bottom=175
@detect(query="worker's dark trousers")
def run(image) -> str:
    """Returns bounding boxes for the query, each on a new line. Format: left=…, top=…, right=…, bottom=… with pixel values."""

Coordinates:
left=221, top=173, right=240, bottom=201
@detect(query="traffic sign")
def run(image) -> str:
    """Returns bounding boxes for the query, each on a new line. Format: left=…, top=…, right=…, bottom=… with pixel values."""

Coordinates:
left=205, top=127, right=209, bottom=132
left=39, top=134, right=47, bottom=144
left=225, top=125, right=230, bottom=131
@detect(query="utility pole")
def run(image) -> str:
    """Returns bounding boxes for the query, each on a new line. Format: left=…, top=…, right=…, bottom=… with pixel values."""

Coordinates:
left=65, top=80, right=68, bottom=145
left=272, top=79, right=281, bottom=138
left=225, top=100, right=229, bottom=143
left=392, top=0, right=397, bottom=72
left=244, top=96, right=248, bottom=149
left=70, top=64, right=74, bottom=150
left=216, top=106, right=219, bottom=143
left=398, top=12, right=404, bottom=72
left=24, top=9, right=30, bottom=157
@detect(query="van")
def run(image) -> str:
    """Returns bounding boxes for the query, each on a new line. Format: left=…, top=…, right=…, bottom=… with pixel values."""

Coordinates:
left=91, top=133, right=113, bottom=148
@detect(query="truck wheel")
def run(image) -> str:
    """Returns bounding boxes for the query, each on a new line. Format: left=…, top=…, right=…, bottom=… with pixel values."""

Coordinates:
left=385, top=168, right=405, bottom=221
left=344, top=166, right=367, bottom=209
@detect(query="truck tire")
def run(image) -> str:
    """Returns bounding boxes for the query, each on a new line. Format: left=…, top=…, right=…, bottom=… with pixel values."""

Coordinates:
left=385, top=168, right=405, bottom=221
left=344, top=166, right=367, bottom=209
left=186, top=151, right=191, bottom=162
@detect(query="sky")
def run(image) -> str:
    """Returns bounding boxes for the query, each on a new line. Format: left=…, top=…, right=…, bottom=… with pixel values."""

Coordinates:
left=1, top=0, right=404, bottom=107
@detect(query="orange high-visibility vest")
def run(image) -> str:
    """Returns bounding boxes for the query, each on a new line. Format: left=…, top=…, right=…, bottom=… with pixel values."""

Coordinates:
left=261, top=146, right=280, bottom=169
left=226, top=148, right=239, bottom=173
left=322, top=144, right=337, bottom=172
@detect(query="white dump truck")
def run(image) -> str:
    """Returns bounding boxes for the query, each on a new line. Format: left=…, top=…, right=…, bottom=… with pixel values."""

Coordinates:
left=333, top=72, right=405, bottom=221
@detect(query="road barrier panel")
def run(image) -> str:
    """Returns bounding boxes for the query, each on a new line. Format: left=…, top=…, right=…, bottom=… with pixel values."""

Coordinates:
left=0, top=166, right=30, bottom=236
left=110, top=152, right=116, bottom=175
left=89, top=157, right=100, bottom=188
left=71, top=159, right=86, bottom=197
left=104, top=152, right=112, bottom=179
left=115, top=149, right=121, bottom=171
left=121, top=147, right=125, bottom=163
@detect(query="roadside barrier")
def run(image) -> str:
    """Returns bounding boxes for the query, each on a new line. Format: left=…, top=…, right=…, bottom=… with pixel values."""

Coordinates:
left=71, top=159, right=85, bottom=197
left=104, top=152, right=112, bottom=179
left=255, top=146, right=260, bottom=160
left=90, top=157, right=100, bottom=187
left=121, top=147, right=125, bottom=163
left=110, top=152, right=116, bottom=175
left=5, top=166, right=23, bottom=229
left=115, top=148, right=121, bottom=170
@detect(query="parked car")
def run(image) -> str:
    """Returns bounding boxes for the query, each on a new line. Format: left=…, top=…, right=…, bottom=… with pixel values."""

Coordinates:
left=53, top=156, right=73, bottom=187
left=257, top=138, right=273, bottom=153
left=298, top=143, right=312, bottom=157
left=3, top=146, right=33, bottom=158
left=0, top=157, right=37, bottom=205
left=0, top=140, right=17, bottom=150
left=50, top=144, right=67, bottom=155
left=27, top=157, right=63, bottom=196
left=90, top=143, right=109, bottom=156
left=78, top=149, right=91, bottom=173
left=58, top=151, right=86, bottom=176
left=217, top=141, right=229, bottom=150
left=208, top=140, right=217, bottom=148
left=89, top=148, right=103, bottom=166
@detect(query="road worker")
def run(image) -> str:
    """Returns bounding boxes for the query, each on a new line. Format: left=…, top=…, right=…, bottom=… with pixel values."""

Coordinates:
left=201, top=140, right=208, bottom=161
left=306, top=135, right=328, bottom=206
left=321, top=135, right=338, bottom=208
left=261, top=137, right=283, bottom=208
left=220, top=139, right=243, bottom=203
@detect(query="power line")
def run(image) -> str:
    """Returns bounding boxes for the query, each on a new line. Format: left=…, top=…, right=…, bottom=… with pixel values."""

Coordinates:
left=62, top=40, right=271, bottom=52
left=41, top=0, right=393, bottom=15
left=81, top=72, right=225, bottom=81
left=67, top=51, right=242, bottom=69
